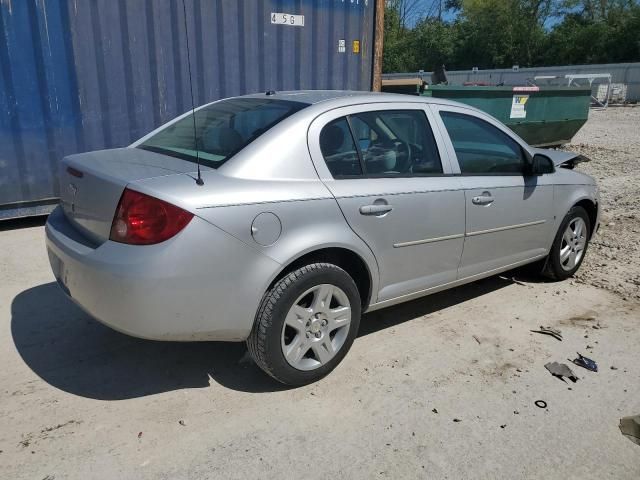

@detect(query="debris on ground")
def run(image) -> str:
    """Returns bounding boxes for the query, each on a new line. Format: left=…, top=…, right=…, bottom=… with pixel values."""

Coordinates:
left=472, top=335, right=481, bottom=345
left=571, top=353, right=598, bottom=372
left=432, top=408, right=438, bottom=414
left=611, top=366, right=619, bottom=370
left=138, top=432, right=143, bottom=439
left=619, top=415, right=640, bottom=446
left=535, top=400, right=547, bottom=409
left=499, top=275, right=528, bottom=286
left=178, top=420, right=186, bottom=427
left=545, top=362, right=579, bottom=383
left=531, top=326, right=563, bottom=341
left=453, top=418, right=462, bottom=422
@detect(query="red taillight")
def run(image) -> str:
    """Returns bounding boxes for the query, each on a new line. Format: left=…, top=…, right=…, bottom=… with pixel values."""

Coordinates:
left=110, top=188, right=194, bottom=245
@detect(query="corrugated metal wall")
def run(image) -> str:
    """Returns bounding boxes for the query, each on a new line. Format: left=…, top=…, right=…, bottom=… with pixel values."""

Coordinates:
left=384, top=62, right=640, bottom=101
left=0, top=0, right=375, bottom=216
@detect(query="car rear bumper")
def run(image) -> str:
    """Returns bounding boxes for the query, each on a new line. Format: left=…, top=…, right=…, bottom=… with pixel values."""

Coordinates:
left=45, top=206, right=280, bottom=341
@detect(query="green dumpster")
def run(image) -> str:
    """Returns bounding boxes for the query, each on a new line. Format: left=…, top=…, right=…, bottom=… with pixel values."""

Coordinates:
left=421, top=85, right=591, bottom=147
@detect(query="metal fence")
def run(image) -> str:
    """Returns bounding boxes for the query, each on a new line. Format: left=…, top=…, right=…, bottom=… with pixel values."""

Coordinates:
left=0, top=0, right=375, bottom=217
left=384, top=62, right=640, bottom=102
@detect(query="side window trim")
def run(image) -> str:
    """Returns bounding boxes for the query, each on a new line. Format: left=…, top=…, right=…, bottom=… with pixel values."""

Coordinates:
left=430, top=104, right=533, bottom=176
left=344, top=115, right=367, bottom=176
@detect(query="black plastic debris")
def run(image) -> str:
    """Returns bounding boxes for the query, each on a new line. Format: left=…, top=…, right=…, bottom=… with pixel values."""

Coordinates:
left=531, top=326, right=563, bottom=341
left=571, top=353, right=598, bottom=372
left=545, top=361, right=579, bottom=382
left=620, top=415, right=640, bottom=446
left=534, top=400, right=547, bottom=409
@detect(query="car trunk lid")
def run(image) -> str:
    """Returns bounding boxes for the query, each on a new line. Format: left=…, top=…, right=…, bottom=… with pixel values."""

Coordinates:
left=59, top=147, right=204, bottom=244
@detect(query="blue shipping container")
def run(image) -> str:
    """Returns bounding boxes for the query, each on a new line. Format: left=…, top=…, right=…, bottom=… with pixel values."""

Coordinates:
left=0, top=0, right=375, bottom=218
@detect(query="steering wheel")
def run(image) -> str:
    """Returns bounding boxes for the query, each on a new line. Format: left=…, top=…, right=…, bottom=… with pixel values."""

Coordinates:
left=392, top=140, right=412, bottom=172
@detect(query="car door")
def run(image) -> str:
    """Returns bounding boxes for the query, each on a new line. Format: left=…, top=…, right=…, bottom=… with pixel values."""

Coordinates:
left=308, top=103, right=465, bottom=303
left=432, top=105, right=555, bottom=279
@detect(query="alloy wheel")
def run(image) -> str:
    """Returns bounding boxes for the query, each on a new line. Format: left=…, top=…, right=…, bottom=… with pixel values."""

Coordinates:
left=281, top=284, right=352, bottom=371
left=559, top=217, right=587, bottom=271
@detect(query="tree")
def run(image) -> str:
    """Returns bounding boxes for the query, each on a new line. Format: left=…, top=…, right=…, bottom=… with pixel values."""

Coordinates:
left=386, top=0, right=425, bottom=30
left=412, top=17, right=456, bottom=69
left=452, top=0, right=558, bottom=68
left=544, top=2, right=640, bottom=65
left=382, top=0, right=640, bottom=73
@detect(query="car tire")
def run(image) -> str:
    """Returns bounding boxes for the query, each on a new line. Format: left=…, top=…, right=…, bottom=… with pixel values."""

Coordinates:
left=247, top=263, right=361, bottom=386
left=542, top=206, right=591, bottom=281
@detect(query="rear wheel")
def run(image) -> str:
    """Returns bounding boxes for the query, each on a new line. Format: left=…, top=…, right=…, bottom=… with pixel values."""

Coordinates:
left=543, top=206, right=591, bottom=280
left=247, top=263, right=361, bottom=386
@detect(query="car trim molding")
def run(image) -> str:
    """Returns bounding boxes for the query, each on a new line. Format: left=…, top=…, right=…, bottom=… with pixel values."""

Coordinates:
left=393, top=233, right=464, bottom=248
left=335, top=188, right=461, bottom=199
left=197, top=196, right=332, bottom=209
left=393, top=219, right=545, bottom=248
left=466, top=219, right=546, bottom=237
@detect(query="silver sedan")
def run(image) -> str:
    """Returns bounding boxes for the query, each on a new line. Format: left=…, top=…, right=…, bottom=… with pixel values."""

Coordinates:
left=46, top=91, right=600, bottom=385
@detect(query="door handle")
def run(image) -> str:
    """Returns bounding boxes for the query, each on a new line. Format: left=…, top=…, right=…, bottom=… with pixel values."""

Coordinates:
left=359, top=204, right=393, bottom=216
left=472, top=193, right=494, bottom=206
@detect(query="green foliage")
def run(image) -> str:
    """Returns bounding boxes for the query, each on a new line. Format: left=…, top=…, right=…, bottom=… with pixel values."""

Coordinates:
left=545, top=3, right=640, bottom=64
left=383, top=0, right=640, bottom=72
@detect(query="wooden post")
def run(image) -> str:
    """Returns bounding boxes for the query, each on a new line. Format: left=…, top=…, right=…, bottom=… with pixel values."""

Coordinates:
left=372, top=0, right=384, bottom=92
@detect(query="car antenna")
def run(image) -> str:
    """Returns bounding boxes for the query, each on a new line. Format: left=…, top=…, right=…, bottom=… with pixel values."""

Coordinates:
left=182, top=0, right=204, bottom=186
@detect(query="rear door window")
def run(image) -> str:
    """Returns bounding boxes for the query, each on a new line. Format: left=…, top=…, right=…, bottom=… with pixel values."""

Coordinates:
left=319, top=110, right=442, bottom=178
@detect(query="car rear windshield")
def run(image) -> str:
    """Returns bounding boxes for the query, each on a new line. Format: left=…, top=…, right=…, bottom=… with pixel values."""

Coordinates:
left=138, top=98, right=308, bottom=168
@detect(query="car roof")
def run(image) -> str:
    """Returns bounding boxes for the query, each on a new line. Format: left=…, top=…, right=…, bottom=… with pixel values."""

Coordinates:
left=240, top=89, right=464, bottom=108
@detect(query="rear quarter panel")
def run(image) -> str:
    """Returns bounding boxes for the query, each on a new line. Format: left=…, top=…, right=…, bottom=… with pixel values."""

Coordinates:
left=46, top=211, right=281, bottom=341
left=196, top=197, right=381, bottom=304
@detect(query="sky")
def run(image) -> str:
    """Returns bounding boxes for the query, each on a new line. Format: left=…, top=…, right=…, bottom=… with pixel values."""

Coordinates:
left=412, top=0, right=458, bottom=24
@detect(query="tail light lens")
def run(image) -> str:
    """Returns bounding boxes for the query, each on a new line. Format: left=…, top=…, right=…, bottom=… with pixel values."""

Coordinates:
left=110, top=188, right=193, bottom=245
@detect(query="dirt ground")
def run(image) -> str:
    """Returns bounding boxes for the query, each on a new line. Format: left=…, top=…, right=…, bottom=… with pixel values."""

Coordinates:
left=565, top=107, right=640, bottom=302
left=1, top=108, right=639, bottom=479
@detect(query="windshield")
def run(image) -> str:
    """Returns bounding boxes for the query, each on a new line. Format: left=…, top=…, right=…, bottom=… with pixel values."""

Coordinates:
left=138, top=98, right=308, bottom=168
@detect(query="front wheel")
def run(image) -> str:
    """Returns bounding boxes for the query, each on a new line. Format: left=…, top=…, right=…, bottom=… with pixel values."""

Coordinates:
left=543, top=206, right=591, bottom=280
left=247, top=263, right=361, bottom=386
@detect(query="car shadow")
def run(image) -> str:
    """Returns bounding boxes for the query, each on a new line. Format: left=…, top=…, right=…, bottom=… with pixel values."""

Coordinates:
left=11, top=275, right=516, bottom=400
left=0, top=215, right=47, bottom=231
left=358, top=274, right=517, bottom=337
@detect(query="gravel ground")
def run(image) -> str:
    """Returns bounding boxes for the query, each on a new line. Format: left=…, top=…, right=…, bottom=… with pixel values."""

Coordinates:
left=566, top=107, right=640, bottom=301
left=0, top=108, right=639, bottom=479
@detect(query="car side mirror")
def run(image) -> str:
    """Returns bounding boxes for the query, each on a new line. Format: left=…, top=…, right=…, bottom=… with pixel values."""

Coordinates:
left=526, top=153, right=555, bottom=175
